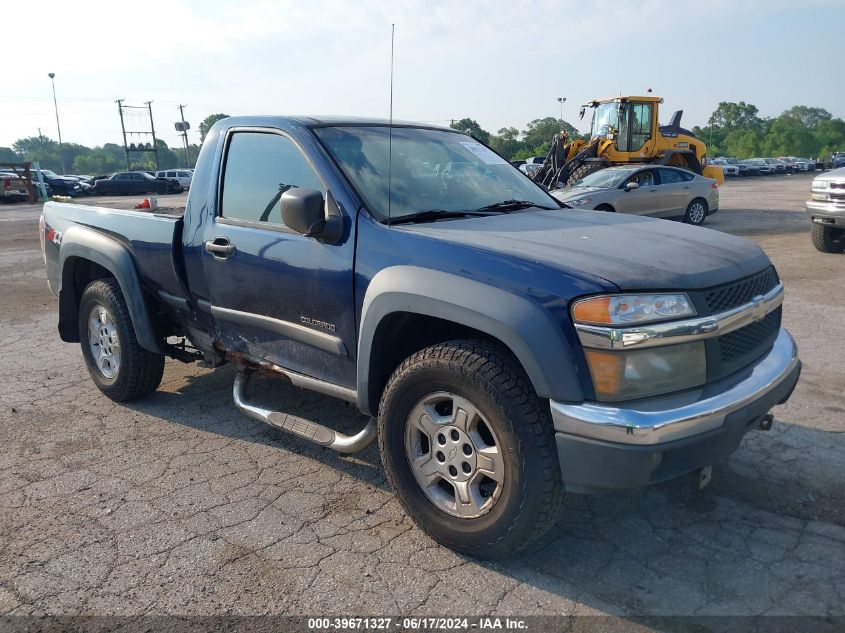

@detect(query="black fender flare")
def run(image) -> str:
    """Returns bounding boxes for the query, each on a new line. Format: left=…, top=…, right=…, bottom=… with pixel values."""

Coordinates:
left=356, top=266, right=584, bottom=415
left=58, top=225, right=165, bottom=354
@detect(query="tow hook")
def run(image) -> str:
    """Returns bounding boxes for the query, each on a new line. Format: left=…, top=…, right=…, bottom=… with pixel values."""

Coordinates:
left=758, top=413, right=775, bottom=431
left=698, top=465, right=713, bottom=490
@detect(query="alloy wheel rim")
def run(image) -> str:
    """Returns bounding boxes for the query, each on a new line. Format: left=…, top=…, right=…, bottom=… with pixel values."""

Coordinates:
left=404, top=391, right=504, bottom=519
left=690, top=202, right=705, bottom=224
left=88, top=305, right=121, bottom=379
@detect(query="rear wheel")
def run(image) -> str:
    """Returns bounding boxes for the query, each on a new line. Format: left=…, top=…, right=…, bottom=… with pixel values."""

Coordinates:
left=378, top=340, right=564, bottom=558
left=78, top=278, right=164, bottom=401
left=684, top=198, right=708, bottom=226
left=811, top=223, right=845, bottom=253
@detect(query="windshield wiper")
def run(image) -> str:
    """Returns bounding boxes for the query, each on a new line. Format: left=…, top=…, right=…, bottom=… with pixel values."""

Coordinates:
left=473, top=199, right=556, bottom=212
left=387, top=209, right=492, bottom=225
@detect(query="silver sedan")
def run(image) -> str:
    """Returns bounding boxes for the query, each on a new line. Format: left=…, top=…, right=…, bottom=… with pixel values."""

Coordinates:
left=552, top=165, right=720, bottom=225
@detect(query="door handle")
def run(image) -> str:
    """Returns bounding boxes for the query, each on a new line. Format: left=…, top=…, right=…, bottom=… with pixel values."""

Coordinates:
left=205, top=237, right=236, bottom=259
left=683, top=185, right=692, bottom=189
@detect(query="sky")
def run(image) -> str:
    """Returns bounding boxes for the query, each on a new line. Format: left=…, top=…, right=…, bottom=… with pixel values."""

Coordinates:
left=2, top=0, right=844, bottom=150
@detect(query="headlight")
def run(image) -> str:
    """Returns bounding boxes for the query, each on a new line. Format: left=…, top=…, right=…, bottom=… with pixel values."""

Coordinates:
left=584, top=341, right=706, bottom=401
left=567, top=198, right=590, bottom=207
left=572, top=293, right=704, bottom=401
left=811, top=192, right=828, bottom=201
left=572, top=293, right=695, bottom=325
left=813, top=181, right=827, bottom=190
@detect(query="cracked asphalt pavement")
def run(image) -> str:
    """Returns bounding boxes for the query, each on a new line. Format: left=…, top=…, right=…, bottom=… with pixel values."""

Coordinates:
left=0, top=177, right=843, bottom=622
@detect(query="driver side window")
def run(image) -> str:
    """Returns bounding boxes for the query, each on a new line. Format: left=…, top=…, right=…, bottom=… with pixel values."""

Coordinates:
left=221, top=132, right=323, bottom=224
left=628, top=170, right=655, bottom=187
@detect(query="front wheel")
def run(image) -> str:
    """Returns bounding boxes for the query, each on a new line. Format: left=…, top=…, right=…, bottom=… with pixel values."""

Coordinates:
left=378, top=340, right=564, bottom=558
left=684, top=198, right=708, bottom=225
left=811, top=223, right=845, bottom=253
left=78, top=278, right=165, bottom=401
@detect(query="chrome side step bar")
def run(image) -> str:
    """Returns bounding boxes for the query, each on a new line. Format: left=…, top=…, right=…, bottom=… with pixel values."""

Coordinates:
left=233, top=371, right=377, bottom=454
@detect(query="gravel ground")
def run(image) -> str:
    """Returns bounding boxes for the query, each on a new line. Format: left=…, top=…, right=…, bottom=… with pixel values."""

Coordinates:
left=0, top=176, right=843, bottom=626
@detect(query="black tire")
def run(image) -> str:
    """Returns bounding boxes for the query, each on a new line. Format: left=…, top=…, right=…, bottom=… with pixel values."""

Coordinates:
left=684, top=198, right=708, bottom=226
left=595, top=204, right=615, bottom=212
left=565, top=162, right=606, bottom=187
left=78, top=278, right=164, bottom=401
left=811, top=223, right=845, bottom=253
left=378, top=339, right=564, bottom=558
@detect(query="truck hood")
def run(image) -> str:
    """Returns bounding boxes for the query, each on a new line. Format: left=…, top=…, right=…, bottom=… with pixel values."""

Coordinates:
left=813, top=167, right=845, bottom=184
left=396, top=209, right=771, bottom=291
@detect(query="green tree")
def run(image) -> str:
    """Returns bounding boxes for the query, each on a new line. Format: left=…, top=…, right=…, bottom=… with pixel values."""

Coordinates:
left=722, top=128, right=762, bottom=159
left=449, top=118, right=491, bottom=145
left=72, top=144, right=127, bottom=175
left=0, top=147, right=20, bottom=163
left=764, top=117, right=815, bottom=157
left=13, top=136, right=60, bottom=172
left=780, top=106, right=831, bottom=130
left=522, top=117, right=579, bottom=149
left=489, top=127, right=523, bottom=159
left=814, top=118, right=845, bottom=158
left=707, top=101, right=763, bottom=131
left=199, top=113, right=230, bottom=142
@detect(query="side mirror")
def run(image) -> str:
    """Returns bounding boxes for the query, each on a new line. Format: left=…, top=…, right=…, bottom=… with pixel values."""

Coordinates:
left=624, top=181, right=639, bottom=191
left=281, top=187, right=342, bottom=243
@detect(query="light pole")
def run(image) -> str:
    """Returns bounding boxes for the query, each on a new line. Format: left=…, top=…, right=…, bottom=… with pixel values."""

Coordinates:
left=557, top=97, right=566, bottom=128
left=48, top=73, right=66, bottom=174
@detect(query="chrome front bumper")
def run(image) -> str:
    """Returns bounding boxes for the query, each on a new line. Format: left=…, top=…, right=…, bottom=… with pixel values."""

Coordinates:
left=806, top=199, right=845, bottom=223
left=551, top=327, right=799, bottom=446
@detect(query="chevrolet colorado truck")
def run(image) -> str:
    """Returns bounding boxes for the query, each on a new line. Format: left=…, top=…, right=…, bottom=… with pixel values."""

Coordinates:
left=41, top=116, right=801, bottom=557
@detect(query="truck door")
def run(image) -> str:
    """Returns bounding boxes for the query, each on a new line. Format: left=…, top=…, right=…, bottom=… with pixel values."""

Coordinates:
left=198, top=128, right=357, bottom=390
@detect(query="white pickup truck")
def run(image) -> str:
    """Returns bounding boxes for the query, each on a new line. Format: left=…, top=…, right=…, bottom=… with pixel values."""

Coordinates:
left=806, top=166, right=845, bottom=252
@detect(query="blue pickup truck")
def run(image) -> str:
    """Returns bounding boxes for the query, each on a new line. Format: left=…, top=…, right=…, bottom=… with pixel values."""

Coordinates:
left=40, top=116, right=801, bottom=557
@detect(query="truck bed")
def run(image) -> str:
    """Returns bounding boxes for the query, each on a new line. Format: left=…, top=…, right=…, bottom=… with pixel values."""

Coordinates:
left=42, top=201, right=186, bottom=300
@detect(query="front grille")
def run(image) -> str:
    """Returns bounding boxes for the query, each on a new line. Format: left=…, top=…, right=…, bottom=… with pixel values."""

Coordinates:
left=703, top=267, right=779, bottom=313
left=719, top=308, right=781, bottom=363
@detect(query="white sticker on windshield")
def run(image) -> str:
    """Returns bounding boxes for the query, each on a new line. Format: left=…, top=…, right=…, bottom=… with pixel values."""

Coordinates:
left=459, top=141, right=508, bottom=165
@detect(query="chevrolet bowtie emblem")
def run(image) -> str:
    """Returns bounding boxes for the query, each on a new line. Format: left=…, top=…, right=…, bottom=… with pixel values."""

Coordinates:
left=749, top=295, right=767, bottom=322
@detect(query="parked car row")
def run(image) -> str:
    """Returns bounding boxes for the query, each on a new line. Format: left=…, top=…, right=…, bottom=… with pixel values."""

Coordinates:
left=0, top=168, right=195, bottom=203
left=711, top=156, right=821, bottom=177
left=92, top=171, right=185, bottom=196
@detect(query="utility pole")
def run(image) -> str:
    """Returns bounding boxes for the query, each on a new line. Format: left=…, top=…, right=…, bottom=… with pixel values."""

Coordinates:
left=178, top=104, right=190, bottom=167
left=47, top=73, right=66, bottom=174
left=116, top=99, right=130, bottom=170
left=146, top=101, right=159, bottom=170
left=37, top=128, right=47, bottom=166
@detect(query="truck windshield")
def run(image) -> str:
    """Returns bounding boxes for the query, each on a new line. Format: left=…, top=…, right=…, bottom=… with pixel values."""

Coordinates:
left=313, top=126, right=556, bottom=222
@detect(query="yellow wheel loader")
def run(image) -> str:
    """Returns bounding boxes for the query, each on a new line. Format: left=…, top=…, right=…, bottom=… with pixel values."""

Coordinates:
left=532, top=95, right=724, bottom=189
